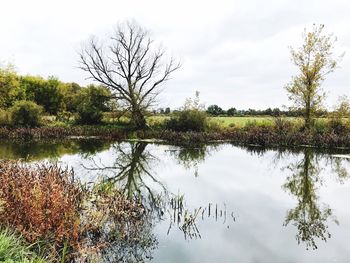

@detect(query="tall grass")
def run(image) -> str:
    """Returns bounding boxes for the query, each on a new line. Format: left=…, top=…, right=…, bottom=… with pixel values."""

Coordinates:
left=0, top=228, right=45, bottom=262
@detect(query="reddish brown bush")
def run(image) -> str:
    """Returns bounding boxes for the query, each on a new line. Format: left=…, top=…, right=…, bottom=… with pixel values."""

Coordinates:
left=0, top=161, right=83, bottom=246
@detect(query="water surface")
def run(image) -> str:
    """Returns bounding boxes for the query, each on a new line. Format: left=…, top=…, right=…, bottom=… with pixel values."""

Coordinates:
left=1, top=139, right=350, bottom=262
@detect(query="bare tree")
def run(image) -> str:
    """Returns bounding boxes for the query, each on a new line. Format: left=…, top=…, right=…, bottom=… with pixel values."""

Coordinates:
left=285, top=24, right=342, bottom=129
left=79, top=21, right=181, bottom=129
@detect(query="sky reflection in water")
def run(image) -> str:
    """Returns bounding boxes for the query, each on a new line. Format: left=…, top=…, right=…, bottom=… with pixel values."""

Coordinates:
left=1, top=139, right=350, bottom=262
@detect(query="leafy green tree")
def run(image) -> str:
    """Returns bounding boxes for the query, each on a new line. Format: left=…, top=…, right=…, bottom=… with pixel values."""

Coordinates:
left=59, top=82, right=82, bottom=112
left=0, top=64, right=25, bottom=108
left=226, top=107, right=237, bottom=116
left=21, top=75, right=64, bottom=114
left=206, top=105, right=223, bottom=116
left=76, top=85, right=111, bottom=124
left=285, top=24, right=342, bottom=129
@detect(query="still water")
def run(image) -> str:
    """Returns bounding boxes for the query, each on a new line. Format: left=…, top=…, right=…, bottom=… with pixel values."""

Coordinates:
left=1, top=139, right=350, bottom=262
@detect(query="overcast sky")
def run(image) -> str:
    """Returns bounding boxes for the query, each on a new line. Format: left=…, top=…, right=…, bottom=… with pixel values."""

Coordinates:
left=0, top=0, right=349, bottom=109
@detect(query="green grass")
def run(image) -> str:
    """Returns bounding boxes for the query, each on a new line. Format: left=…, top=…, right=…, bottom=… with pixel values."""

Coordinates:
left=0, top=228, right=46, bottom=263
left=147, top=115, right=304, bottom=128
left=208, top=116, right=274, bottom=127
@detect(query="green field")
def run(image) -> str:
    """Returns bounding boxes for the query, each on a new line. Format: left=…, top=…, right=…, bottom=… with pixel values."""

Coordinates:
left=207, top=116, right=274, bottom=127
left=147, top=115, right=305, bottom=128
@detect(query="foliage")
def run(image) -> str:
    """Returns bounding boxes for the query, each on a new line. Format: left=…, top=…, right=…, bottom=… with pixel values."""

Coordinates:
left=285, top=24, right=342, bottom=129
left=10, top=100, right=43, bottom=127
left=166, top=110, right=208, bottom=132
left=206, top=104, right=224, bottom=116
left=76, top=85, right=111, bottom=124
left=59, top=82, right=82, bottom=112
left=226, top=107, right=237, bottom=116
left=166, top=92, right=207, bottom=132
left=21, top=76, right=64, bottom=114
left=0, top=109, right=11, bottom=126
left=0, top=64, right=25, bottom=108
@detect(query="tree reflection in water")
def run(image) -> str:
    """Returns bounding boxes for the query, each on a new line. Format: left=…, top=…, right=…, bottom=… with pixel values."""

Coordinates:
left=281, top=149, right=337, bottom=249
left=246, top=146, right=350, bottom=250
left=167, top=144, right=220, bottom=177
left=82, top=142, right=232, bottom=261
left=280, top=148, right=350, bottom=250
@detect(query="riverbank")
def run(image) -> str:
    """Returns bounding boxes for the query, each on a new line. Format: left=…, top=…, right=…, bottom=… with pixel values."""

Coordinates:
left=1, top=120, right=350, bottom=149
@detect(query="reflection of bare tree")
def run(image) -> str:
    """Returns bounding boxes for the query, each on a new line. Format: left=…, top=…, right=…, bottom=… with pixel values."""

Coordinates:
left=282, top=149, right=337, bottom=250
left=84, top=142, right=167, bottom=216
left=81, top=142, right=235, bottom=261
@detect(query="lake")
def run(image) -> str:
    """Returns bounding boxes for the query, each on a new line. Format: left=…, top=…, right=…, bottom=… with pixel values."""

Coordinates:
left=1, top=139, right=350, bottom=262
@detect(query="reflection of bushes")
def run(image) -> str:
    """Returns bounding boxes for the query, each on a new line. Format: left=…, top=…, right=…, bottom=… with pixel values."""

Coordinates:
left=0, top=139, right=112, bottom=160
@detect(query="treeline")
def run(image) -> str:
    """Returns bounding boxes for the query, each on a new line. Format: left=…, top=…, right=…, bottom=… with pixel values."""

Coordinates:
left=0, top=64, right=113, bottom=125
left=155, top=104, right=328, bottom=117
left=205, top=105, right=328, bottom=117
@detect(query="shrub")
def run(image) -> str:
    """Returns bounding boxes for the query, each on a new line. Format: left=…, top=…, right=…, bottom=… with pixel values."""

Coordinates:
left=75, top=85, right=110, bottom=124
left=328, top=118, right=349, bottom=134
left=165, top=109, right=208, bottom=132
left=0, top=109, right=11, bottom=126
left=76, top=102, right=103, bottom=124
left=0, top=161, right=83, bottom=248
left=10, top=100, right=43, bottom=127
left=273, top=117, right=294, bottom=134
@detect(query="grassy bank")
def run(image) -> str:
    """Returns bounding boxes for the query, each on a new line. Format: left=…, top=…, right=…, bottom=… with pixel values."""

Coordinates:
left=0, top=117, right=350, bottom=149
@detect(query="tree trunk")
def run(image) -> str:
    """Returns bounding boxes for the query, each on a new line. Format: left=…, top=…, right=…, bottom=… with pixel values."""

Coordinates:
left=305, top=95, right=311, bottom=130
left=131, top=107, right=146, bottom=129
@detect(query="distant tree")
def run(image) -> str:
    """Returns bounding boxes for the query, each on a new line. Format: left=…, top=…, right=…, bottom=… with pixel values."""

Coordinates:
left=165, top=107, right=171, bottom=114
left=226, top=107, right=237, bottom=116
left=79, top=20, right=180, bottom=129
left=272, top=108, right=281, bottom=117
left=285, top=24, right=342, bottom=129
left=333, top=95, right=350, bottom=119
left=265, top=108, right=273, bottom=116
left=206, top=104, right=223, bottom=116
